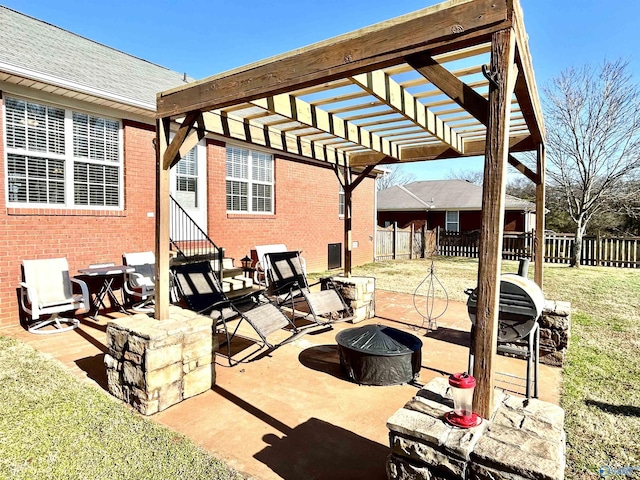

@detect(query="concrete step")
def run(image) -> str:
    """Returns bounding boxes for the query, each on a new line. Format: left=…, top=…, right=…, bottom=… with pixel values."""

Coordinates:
left=221, top=274, right=254, bottom=294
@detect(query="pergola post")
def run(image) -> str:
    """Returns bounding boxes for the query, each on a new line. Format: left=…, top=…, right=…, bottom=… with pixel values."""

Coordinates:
left=154, top=118, right=171, bottom=320
left=344, top=171, right=353, bottom=278
left=534, top=143, right=546, bottom=287
left=472, top=28, right=517, bottom=419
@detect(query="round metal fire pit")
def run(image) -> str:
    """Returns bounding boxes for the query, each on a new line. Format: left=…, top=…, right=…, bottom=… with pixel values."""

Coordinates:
left=336, top=324, right=422, bottom=386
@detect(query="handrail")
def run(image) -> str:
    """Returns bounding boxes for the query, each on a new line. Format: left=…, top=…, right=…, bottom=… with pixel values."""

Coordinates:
left=169, top=195, right=224, bottom=278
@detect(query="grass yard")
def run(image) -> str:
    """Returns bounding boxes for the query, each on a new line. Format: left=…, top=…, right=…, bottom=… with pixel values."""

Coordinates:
left=317, top=257, right=640, bottom=479
left=0, top=336, right=243, bottom=480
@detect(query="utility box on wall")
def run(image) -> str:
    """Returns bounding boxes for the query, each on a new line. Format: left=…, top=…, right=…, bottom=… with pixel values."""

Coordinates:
left=328, top=243, right=342, bottom=270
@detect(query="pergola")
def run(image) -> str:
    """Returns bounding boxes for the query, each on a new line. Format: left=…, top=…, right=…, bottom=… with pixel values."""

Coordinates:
left=154, top=0, right=545, bottom=418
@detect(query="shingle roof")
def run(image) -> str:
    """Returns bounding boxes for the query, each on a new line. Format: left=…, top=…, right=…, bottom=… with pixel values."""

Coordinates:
left=377, top=179, right=535, bottom=211
left=0, top=6, right=193, bottom=110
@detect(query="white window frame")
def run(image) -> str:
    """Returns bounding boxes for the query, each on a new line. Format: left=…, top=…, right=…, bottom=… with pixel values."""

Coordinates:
left=175, top=145, right=199, bottom=208
left=3, top=95, right=123, bottom=210
left=338, top=185, right=345, bottom=217
left=445, top=210, right=460, bottom=232
left=225, top=145, right=274, bottom=214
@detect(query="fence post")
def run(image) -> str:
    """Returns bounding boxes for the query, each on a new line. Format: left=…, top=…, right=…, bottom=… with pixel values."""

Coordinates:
left=596, top=231, right=601, bottom=267
left=393, top=222, right=398, bottom=260
left=421, top=224, right=426, bottom=258
left=409, top=223, right=414, bottom=259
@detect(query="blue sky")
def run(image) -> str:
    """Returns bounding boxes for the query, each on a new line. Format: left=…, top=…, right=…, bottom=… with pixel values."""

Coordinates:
left=4, top=0, right=639, bottom=180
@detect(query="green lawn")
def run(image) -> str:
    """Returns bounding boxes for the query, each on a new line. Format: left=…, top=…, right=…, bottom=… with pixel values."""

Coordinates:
left=0, top=336, right=243, bottom=480
left=317, top=258, right=640, bottom=479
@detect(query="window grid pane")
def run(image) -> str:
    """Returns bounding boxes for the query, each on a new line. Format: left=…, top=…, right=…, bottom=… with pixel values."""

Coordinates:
left=7, top=154, right=65, bottom=204
left=74, top=162, right=120, bottom=206
left=5, top=98, right=65, bottom=154
left=226, top=146, right=273, bottom=213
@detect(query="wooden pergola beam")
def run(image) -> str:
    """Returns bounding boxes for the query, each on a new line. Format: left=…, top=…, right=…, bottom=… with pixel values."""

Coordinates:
left=405, top=52, right=538, bottom=183
left=156, top=0, right=509, bottom=117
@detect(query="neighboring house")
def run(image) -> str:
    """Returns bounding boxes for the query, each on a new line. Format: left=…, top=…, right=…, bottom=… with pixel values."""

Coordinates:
left=0, top=6, right=375, bottom=327
left=377, top=180, right=535, bottom=233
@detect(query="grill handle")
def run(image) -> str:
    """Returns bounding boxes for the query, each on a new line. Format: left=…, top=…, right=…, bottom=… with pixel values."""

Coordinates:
left=517, top=258, right=530, bottom=278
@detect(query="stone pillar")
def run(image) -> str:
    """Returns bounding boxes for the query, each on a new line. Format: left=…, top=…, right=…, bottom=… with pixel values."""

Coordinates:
left=539, top=300, right=571, bottom=367
left=386, top=377, right=566, bottom=480
left=104, top=306, right=218, bottom=415
left=326, top=276, right=376, bottom=323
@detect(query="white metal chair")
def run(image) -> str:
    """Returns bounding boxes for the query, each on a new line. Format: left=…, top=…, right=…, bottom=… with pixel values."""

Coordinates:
left=19, top=257, right=89, bottom=334
left=122, top=251, right=155, bottom=312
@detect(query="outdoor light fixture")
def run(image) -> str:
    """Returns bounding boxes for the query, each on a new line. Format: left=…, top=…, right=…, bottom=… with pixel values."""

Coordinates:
left=240, top=255, right=252, bottom=270
left=445, top=372, right=482, bottom=428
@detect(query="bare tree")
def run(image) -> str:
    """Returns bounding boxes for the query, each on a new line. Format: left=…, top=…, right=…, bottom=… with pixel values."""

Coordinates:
left=376, top=164, right=416, bottom=191
left=544, top=59, right=640, bottom=266
left=446, top=168, right=483, bottom=185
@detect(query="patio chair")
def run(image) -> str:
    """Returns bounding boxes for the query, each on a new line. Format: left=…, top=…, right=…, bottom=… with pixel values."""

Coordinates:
left=263, top=251, right=353, bottom=326
left=19, top=257, right=90, bottom=334
left=122, top=251, right=155, bottom=312
left=171, top=261, right=303, bottom=365
left=253, top=244, right=306, bottom=288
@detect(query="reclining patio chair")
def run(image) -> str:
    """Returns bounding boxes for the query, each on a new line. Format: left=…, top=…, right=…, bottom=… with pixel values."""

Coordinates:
left=122, top=251, right=155, bottom=312
left=263, top=251, right=353, bottom=326
left=19, top=257, right=90, bottom=334
left=171, top=261, right=303, bottom=365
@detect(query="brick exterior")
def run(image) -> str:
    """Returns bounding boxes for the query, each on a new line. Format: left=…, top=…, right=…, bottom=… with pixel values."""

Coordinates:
left=378, top=209, right=528, bottom=233
left=0, top=95, right=375, bottom=327
left=207, top=140, right=375, bottom=272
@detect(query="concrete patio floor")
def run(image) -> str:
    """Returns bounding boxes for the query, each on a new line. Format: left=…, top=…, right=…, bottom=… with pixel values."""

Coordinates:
left=1, top=290, right=562, bottom=480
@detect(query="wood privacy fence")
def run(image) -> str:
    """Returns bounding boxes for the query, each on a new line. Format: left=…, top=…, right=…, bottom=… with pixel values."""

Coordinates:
left=375, top=224, right=437, bottom=261
left=435, top=230, right=640, bottom=268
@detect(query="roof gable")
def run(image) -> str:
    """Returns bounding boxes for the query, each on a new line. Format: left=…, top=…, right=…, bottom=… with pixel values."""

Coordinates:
left=377, top=179, right=534, bottom=211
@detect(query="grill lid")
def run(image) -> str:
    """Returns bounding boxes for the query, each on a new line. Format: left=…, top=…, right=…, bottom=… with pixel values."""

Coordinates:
left=466, top=273, right=544, bottom=342
left=335, top=324, right=422, bottom=356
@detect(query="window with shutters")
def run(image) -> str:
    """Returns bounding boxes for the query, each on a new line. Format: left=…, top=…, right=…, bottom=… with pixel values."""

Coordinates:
left=225, top=145, right=273, bottom=213
left=4, top=96, right=122, bottom=209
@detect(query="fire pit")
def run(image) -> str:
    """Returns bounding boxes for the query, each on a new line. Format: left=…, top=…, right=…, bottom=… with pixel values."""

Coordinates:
left=336, top=325, right=422, bottom=386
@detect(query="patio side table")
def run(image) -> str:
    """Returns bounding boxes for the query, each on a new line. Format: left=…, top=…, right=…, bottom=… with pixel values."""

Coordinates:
left=78, top=265, right=135, bottom=318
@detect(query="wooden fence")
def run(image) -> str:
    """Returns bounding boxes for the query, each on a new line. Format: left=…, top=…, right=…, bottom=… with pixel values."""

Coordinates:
left=375, top=224, right=436, bottom=261
left=435, top=229, right=640, bottom=268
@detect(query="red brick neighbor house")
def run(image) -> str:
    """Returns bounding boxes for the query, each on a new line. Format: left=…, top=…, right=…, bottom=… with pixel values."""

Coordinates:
left=377, top=180, right=535, bottom=233
left=0, top=6, right=376, bottom=327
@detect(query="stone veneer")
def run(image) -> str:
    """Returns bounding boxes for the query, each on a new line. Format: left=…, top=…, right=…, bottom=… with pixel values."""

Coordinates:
left=327, top=276, right=376, bottom=323
left=538, top=300, right=571, bottom=367
left=104, top=306, right=218, bottom=415
left=387, top=377, right=566, bottom=480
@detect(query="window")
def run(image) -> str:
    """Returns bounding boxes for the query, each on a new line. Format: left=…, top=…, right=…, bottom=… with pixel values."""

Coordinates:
left=338, top=186, right=345, bottom=216
left=175, top=146, right=198, bottom=208
left=4, top=97, right=122, bottom=208
left=446, top=210, right=460, bottom=232
left=226, top=146, right=273, bottom=213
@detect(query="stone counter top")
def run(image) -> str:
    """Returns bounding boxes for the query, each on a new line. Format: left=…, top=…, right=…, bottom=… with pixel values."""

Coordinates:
left=386, top=377, right=566, bottom=480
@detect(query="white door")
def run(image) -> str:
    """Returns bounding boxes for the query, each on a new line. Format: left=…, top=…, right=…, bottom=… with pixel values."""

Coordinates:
left=170, top=141, right=207, bottom=239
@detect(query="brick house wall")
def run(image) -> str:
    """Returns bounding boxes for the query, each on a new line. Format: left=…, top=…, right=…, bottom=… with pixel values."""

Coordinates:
left=206, top=139, right=374, bottom=272
left=378, top=209, right=527, bottom=233
left=0, top=96, right=375, bottom=328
